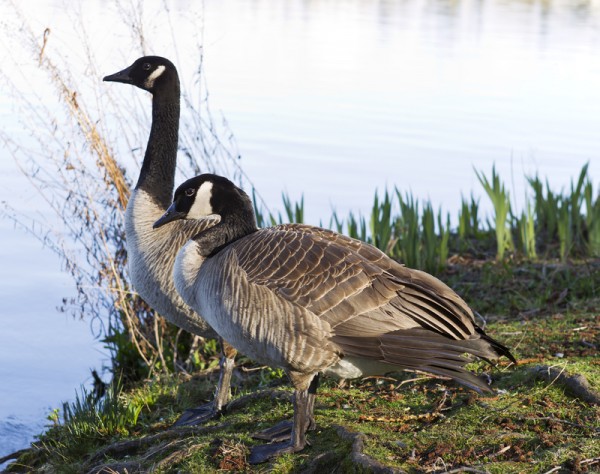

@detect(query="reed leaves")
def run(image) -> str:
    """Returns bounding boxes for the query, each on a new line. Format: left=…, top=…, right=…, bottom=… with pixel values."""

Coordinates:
left=258, top=163, right=598, bottom=273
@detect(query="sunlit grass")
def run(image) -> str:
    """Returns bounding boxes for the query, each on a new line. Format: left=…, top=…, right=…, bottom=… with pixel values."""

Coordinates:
left=10, top=309, right=598, bottom=473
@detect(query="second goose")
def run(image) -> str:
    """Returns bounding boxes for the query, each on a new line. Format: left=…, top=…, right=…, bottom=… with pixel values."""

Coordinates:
left=103, top=57, right=237, bottom=425
left=154, top=173, right=516, bottom=464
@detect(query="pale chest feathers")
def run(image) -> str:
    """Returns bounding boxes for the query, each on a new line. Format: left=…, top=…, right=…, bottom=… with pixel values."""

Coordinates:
left=173, top=240, right=207, bottom=309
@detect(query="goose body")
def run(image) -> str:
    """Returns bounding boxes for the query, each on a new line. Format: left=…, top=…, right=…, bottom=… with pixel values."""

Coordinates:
left=103, top=58, right=236, bottom=422
left=155, top=174, right=515, bottom=462
left=125, top=189, right=220, bottom=335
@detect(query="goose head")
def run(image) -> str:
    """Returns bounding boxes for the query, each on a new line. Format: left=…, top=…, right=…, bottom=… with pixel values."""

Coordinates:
left=103, top=56, right=178, bottom=94
left=153, top=174, right=257, bottom=235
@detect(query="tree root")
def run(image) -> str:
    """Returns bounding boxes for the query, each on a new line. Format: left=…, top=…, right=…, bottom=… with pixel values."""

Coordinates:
left=86, top=460, right=144, bottom=474
left=333, top=424, right=406, bottom=474
left=529, top=365, right=600, bottom=405
left=83, top=422, right=229, bottom=469
left=86, top=441, right=204, bottom=474
left=0, top=448, right=29, bottom=465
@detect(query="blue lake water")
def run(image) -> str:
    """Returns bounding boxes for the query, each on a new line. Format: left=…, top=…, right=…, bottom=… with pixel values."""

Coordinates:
left=0, top=0, right=598, bottom=462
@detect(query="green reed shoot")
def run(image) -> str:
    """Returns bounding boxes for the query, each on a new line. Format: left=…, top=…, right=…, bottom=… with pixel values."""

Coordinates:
left=438, top=210, right=451, bottom=269
left=395, top=191, right=421, bottom=268
left=557, top=200, right=573, bottom=262
left=252, top=187, right=267, bottom=228
left=584, top=180, right=600, bottom=257
left=329, top=210, right=345, bottom=235
left=422, top=202, right=436, bottom=272
left=458, top=194, right=481, bottom=240
left=567, top=163, right=589, bottom=256
left=369, top=189, right=394, bottom=254
left=517, top=201, right=537, bottom=260
left=475, top=165, right=514, bottom=260
left=528, top=175, right=559, bottom=247
left=457, top=193, right=481, bottom=253
left=253, top=191, right=304, bottom=227
left=347, top=211, right=368, bottom=243
left=282, top=193, right=304, bottom=224
left=527, top=163, right=594, bottom=259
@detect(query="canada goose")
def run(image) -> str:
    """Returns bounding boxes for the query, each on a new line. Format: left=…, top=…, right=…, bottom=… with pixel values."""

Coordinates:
left=154, top=174, right=516, bottom=463
left=103, top=57, right=237, bottom=424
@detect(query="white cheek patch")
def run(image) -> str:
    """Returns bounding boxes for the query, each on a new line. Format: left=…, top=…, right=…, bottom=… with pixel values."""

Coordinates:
left=188, top=181, right=214, bottom=219
left=144, top=65, right=166, bottom=88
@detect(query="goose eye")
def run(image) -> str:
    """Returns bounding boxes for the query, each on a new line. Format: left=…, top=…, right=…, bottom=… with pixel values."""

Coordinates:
left=185, top=188, right=195, bottom=197
left=142, top=63, right=151, bottom=71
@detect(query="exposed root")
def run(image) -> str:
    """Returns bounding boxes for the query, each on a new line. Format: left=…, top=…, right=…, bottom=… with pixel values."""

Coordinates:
left=151, top=444, right=204, bottom=471
left=333, top=425, right=406, bottom=474
left=84, top=422, right=229, bottom=468
left=529, top=365, right=600, bottom=405
left=86, top=461, right=143, bottom=474
left=0, top=449, right=29, bottom=465
left=442, top=468, right=490, bottom=473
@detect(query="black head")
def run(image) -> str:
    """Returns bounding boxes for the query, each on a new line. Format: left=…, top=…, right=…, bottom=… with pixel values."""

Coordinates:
left=103, top=56, right=178, bottom=93
left=153, top=174, right=256, bottom=229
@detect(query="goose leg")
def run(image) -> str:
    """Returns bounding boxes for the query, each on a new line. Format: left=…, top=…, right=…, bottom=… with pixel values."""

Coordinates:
left=249, top=373, right=316, bottom=464
left=174, top=339, right=237, bottom=426
left=252, top=373, right=320, bottom=441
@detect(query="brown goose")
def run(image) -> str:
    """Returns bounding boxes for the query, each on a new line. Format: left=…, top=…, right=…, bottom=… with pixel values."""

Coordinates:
left=154, top=173, right=515, bottom=463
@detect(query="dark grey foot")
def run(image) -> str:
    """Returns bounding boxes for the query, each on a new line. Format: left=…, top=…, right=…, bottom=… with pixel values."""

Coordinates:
left=173, top=402, right=221, bottom=427
left=249, top=441, right=302, bottom=464
left=252, top=420, right=293, bottom=442
left=252, top=415, right=317, bottom=442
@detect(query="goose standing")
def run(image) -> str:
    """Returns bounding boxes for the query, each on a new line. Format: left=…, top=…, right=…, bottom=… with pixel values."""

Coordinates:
left=103, top=57, right=237, bottom=424
left=154, top=174, right=516, bottom=463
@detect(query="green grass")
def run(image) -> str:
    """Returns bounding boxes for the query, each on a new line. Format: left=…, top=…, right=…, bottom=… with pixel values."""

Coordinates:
left=6, top=262, right=598, bottom=473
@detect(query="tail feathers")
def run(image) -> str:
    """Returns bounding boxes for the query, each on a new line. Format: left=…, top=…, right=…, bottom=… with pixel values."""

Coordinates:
left=475, top=326, right=517, bottom=364
left=333, top=327, right=514, bottom=393
left=405, top=362, right=492, bottom=393
left=379, top=333, right=490, bottom=392
left=383, top=328, right=513, bottom=363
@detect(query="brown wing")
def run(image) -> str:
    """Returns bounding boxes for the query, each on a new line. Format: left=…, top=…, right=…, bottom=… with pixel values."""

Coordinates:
left=230, top=224, right=513, bottom=391
left=234, top=224, right=478, bottom=340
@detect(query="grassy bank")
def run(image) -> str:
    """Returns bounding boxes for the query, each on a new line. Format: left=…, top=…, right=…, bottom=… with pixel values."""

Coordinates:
left=1, top=11, right=598, bottom=471
left=4, top=259, right=598, bottom=473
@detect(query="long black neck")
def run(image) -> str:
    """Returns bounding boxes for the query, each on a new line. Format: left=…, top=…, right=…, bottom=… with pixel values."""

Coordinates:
left=136, top=89, right=180, bottom=209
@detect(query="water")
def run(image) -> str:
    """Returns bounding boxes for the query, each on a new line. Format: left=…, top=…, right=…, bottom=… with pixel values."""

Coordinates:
left=198, top=0, right=599, bottom=221
left=0, top=163, right=105, bottom=462
left=0, top=0, right=598, bottom=462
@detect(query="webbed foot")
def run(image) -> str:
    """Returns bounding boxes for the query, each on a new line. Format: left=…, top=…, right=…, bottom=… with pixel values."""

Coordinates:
left=252, top=420, right=293, bottom=442
left=173, top=402, right=221, bottom=427
left=249, top=441, right=305, bottom=464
